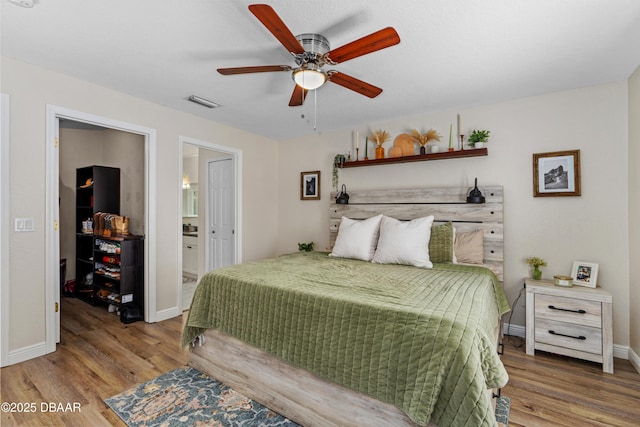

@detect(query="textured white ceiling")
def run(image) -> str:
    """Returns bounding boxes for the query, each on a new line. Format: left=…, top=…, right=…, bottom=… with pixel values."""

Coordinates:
left=3, top=0, right=640, bottom=140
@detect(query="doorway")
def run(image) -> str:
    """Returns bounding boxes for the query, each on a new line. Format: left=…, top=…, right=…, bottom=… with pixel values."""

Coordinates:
left=58, top=120, right=145, bottom=325
left=45, top=105, right=157, bottom=354
left=179, top=137, right=242, bottom=312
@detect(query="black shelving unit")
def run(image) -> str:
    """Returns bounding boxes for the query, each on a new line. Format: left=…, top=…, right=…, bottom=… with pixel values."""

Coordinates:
left=93, top=236, right=144, bottom=315
left=75, top=165, right=120, bottom=304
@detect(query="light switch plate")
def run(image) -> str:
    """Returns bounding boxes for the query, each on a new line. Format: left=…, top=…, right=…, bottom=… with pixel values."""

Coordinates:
left=15, top=218, right=35, bottom=232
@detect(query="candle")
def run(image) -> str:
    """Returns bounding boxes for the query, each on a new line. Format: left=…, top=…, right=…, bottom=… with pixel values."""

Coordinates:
left=356, top=131, right=359, bottom=149
left=457, top=114, right=464, bottom=136
left=449, top=123, right=452, bottom=147
left=365, top=136, right=368, bottom=159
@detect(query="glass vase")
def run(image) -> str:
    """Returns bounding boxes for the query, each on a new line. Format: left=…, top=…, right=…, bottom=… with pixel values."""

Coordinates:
left=532, top=266, right=542, bottom=280
left=375, top=145, right=384, bottom=159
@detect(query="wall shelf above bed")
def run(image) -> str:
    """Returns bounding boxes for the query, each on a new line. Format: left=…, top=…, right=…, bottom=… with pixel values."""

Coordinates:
left=339, top=147, right=487, bottom=168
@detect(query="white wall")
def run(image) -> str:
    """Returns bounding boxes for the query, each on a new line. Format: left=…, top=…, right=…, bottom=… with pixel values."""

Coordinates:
left=277, top=82, right=630, bottom=346
left=629, top=65, right=640, bottom=359
left=1, top=57, right=279, bottom=358
left=102, top=128, right=146, bottom=235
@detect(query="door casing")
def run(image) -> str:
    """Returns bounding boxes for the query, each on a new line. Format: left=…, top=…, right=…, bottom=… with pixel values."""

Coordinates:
left=178, top=136, right=242, bottom=312
left=45, top=105, right=157, bottom=355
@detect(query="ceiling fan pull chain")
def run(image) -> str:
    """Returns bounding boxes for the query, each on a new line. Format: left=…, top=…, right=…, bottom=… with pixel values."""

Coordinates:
left=313, top=89, right=318, bottom=131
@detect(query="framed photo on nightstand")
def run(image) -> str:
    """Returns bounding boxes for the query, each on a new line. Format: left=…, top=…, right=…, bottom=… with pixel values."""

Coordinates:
left=571, top=261, right=598, bottom=288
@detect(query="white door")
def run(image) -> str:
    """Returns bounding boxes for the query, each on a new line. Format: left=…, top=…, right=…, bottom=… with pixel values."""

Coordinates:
left=208, top=158, right=235, bottom=270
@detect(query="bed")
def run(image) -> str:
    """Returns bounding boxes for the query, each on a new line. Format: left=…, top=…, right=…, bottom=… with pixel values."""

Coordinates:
left=183, top=186, right=508, bottom=427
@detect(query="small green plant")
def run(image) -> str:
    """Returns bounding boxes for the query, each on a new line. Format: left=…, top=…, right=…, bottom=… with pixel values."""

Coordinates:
left=524, top=256, right=547, bottom=268
left=333, top=154, right=346, bottom=191
left=298, top=241, right=315, bottom=252
left=525, top=256, right=547, bottom=280
left=468, top=129, right=490, bottom=145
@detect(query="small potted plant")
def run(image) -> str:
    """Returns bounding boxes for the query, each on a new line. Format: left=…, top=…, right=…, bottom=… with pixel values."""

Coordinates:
left=332, top=154, right=346, bottom=191
left=468, top=129, right=490, bottom=148
left=298, top=242, right=315, bottom=252
left=525, top=256, right=547, bottom=280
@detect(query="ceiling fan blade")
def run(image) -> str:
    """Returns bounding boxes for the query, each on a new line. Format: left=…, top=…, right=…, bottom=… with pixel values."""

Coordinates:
left=248, top=4, right=305, bottom=55
left=217, top=65, right=292, bottom=75
left=326, top=27, right=400, bottom=64
left=328, top=72, right=383, bottom=98
left=288, top=84, right=308, bottom=106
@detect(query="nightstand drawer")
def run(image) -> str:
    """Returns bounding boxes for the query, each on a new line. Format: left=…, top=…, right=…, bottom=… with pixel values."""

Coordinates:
left=535, top=318, right=602, bottom=354
left=535, top=294, right=601, bottom=328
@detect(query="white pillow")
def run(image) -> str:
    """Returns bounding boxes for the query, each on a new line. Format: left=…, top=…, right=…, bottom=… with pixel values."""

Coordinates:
left=372, top=215, right=435, bottom=268
left=329, top=215, right=383, bottom=261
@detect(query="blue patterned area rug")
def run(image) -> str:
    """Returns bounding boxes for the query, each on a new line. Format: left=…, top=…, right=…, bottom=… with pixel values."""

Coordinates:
left=496, top=396, right=510, bottom=426
left=105, top=367, right=299, bottom=426
left=105, top=366, right=510, bottom=426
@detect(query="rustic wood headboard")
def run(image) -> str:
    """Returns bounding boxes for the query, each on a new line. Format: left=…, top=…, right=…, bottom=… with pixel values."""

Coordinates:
left=329, top=186, right=504, bottom=281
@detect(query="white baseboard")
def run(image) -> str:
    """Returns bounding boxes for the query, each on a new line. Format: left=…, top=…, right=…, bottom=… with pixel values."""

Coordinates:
left=502, top=322, right=525, bottom=338
left=613, top=344, right=629, bottom=360
left=503, top=322, right=631, bottom=361
left=155, top=306, right=181, bottom=323
left=7, top=341, right=47, bottom=366
left=629, top=347, right=640, bottom=374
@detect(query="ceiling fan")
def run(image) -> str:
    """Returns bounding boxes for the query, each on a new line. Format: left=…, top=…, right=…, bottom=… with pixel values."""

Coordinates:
left=217, top=4, right=401, bottom=107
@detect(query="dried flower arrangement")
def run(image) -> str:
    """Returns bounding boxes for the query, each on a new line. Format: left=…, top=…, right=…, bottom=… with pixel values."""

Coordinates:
left=370, top=130, right=391, bottom=147
left=370, top=130, right=391, bottom=159
left=410, top=129, right=441, bottom=147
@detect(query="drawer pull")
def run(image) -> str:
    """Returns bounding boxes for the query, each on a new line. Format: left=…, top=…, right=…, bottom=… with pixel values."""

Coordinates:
left=548, top=330, right=586, bottom=340
left=548, top=305, right=586, bottom=314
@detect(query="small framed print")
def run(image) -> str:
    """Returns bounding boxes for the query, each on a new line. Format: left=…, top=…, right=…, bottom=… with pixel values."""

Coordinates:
left=571, top=261, right=599, bottom=288
left=533, top=150, right=581, bottom=197
left=300, top=171, right=320, bottom=200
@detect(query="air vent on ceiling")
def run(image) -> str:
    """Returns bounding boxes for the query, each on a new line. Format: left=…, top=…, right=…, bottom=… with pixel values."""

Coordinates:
left=9, top=0, right=34, bottom=7
left=188, top=95, right=220, bottom=109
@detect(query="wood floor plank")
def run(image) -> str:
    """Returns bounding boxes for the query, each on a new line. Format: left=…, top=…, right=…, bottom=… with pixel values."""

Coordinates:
left=0, top=298, right=187, bottom=427
left=1, top=297, right=639, bottom=426
left=501, top=336, right=640, bottom=426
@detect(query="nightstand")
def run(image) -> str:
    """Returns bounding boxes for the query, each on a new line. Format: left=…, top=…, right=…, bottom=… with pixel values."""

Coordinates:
left=525, top=278, right=613, bottom=373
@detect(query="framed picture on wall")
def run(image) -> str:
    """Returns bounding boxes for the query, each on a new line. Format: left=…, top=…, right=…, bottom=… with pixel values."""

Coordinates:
left=300, top=171, right=320, bottom=200
left=571, top=261, right=598, bottom=288
left=533, top=149, right=581, bottom=197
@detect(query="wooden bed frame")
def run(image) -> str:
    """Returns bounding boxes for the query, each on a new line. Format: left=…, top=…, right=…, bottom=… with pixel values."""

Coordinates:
left=190, top=186, right=505, bottom=427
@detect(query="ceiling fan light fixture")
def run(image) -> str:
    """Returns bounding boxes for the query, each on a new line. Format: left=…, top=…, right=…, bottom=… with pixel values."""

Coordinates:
left=293, top=65, right=326, bottom=90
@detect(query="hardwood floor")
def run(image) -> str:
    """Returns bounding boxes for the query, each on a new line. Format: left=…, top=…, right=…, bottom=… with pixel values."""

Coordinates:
left=1, top=298, right=639, bottom=426
left=0, top=297, right=188, bottom=426
left=501, top=335, right=640, bottom=426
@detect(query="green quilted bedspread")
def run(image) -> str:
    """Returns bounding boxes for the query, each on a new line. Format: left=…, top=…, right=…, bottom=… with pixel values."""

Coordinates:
left=183, top=252, right=510, bottom=426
